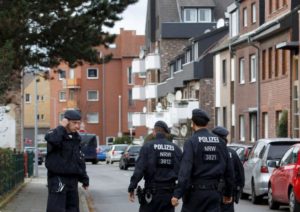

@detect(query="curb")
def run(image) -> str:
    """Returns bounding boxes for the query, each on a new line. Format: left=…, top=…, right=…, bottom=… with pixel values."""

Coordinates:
left=79, top=187, right=94, bottom=212
left=0, top=178, right=31, bottom=209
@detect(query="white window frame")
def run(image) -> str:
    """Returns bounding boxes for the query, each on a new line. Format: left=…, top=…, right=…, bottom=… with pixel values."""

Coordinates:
left=25, top=93, right=31, bottom=103
left=87, top=90, right=99, bottom=101
left=59, top=70, right=66, bottom=80
left=243, top=8, right=247, bottom=27
left=230, top=10, right=238, bottom=37
left=59, top=91, right=66, bottom=102
left=239, top=115, right=245, bottom=141
left=69, top=69, right=75, bottom=79
left=250, top=114, right=256, bottom=143
left=239, top=58, right=245, bottom=84
left=183, top=8, right=198, bottom=22
left=250, top=55, right=257, bottom=82
left=198, top=8, right=212, bottom=23
left=87, top=112, right=99, bottom=123
left=251, top=3, right=256, bottom=23
left=87, top=68, right=98, bottom=79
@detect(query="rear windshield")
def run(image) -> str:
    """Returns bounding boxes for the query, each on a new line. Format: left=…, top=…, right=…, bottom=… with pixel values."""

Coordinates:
left=129, top=146, right=141, bottom=152
left=115, top=145, right=128, bottom=151
left=267, top=142, right=300, bottom=160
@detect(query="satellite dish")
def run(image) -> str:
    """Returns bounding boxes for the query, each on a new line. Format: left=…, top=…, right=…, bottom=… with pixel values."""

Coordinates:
left=156, top=102, right=162, bottom=112
left=175, top=90, right=182, bottom=101
left=166, top=93, right=175, bottom=103
left=216, top=18, right=225, bottom=28
left=142, top=106, right=147, bottom=113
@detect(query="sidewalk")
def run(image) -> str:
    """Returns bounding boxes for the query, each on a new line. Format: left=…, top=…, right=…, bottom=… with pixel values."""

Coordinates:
left=0, top=169, right=90, bottom=212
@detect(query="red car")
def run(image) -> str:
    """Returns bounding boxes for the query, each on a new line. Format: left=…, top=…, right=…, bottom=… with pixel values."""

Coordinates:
left=268, top=143, right=300, bottom=212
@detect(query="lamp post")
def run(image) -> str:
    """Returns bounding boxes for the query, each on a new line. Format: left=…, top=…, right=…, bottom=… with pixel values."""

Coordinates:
left=118, top=95, right=122, bottom=137
left=34, top=70, right=39, bottom=177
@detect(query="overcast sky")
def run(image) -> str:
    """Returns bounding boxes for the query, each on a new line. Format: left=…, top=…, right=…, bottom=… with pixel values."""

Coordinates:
left=109, top=1, right=147, bottom=35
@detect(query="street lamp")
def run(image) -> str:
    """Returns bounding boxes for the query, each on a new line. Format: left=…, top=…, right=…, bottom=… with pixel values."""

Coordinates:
left=118, top=95, right=122, bottom=137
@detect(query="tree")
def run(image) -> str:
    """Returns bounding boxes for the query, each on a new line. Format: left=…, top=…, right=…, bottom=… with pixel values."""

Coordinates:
left=276, top=110, right=288, bottom=137
left=0, top=0, right=138, bottom=102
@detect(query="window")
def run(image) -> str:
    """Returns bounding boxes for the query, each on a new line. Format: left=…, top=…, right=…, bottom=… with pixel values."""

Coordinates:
left=87, top=90, right=99, bottom=101
left=239, top=58, right=245, bottom=84
left=269, top=0, right=273, bottom=14
left=59, top=113, right=64, bottom=122
left=198, top=8, right=212, bottom=22
left=193, top=42, right=199, bottom=60
left=268, top=47, right=272, bottom=79
left=262, top=112, right=269, bottom=138
left=41, top=114, right=45, bottom=120
left=69, top=69, right=74, bottom=79
left=177, top=58, right=182, bottom=71
left=170, top=64, right=175, bottom=78
left=250, top=113, right=257, bottom=142
left=276, top=110, right=283, bottom=129
left=128, top=113, right=133, bottom=129
left=186, top=50, right=191, bottom=63
left=87, top=112, right=99, bottom=123
left=25, top=93, right=31, bottom=103
left=215, top=107, right=221, bottom=126
left=87, top=68, right=98, bottom=79
left=128, top=67, right=133, bottom=84
left=223, top=107, right=227, bottom=128
left=250, top=55, right=256, bottom=82
left=40, top=95, right=44, bottom=101
left=69, top=89, right=75, bottom=100
left=230, top=10, right=238, bottom=37
left=59, top=91, right=66, bottom=102
left=282, top=50, right=287, bottom=75
left=275, top=49, right=279, bottom=77
left=183, top=8, right=197, bottom=22
left=128, top=89, right=133, bottom=106
left=59, top=70, right=66, bottom=80
left=262, top=50, right=266, bottom=80
left=37, top=95, right=40, bottom=101
left=239, top=115, right=245, bottom=141
left=222, top=59, right=227, bottom=84
left=243, top=8, right=247, bottom=27
left=251, top=3, right=256, bottom=23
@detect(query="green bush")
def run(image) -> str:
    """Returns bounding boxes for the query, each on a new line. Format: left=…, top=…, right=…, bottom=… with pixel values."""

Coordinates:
left=276, top=110, right=288, bottom=137
left=113, top=136, right=132, bottom=145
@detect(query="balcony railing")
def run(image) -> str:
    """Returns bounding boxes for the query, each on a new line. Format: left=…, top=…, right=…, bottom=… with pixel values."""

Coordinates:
left=132, top=59, right=145, bottom=73
left=145, top=84, right=157, bottom=99
left=63, top=78, right=81, bottom=89
left=145, top=53, right=160, bottom=70
left=66, top=100, right=78, bottom=109
left=132, top=86, right=146, bottom=100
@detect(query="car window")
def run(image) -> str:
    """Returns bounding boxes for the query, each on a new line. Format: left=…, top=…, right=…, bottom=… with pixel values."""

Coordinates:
left=115, top=145, right=128, bottom=151
left=267, top=143, right=298, bottom=160
left=259, top=146, right=266, bottom=159
left=280, top=147, right=294, bottom=166
left=128, top=146, right=141, bottom=152
left=292, top=147, right=299, bottom=163
left=249, top=142, right=265, bottom=159
left=235, top=147, right=245, bottom=161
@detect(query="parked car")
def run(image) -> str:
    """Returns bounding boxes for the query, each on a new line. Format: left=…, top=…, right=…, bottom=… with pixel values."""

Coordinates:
left=119, top=145, right=142, bottom=170
left=24, top=146, right=43, bottom=165
left=243, top=138, right=300, bottom=204
left=268, top=143, right=300, bottom=212
left=97, top=145, right=110, bottom=161
left=80, top=133, right=98, bottom=164
left=228, top=143, right=253, bottom=163
left=106, top=144, right=128, bottom=164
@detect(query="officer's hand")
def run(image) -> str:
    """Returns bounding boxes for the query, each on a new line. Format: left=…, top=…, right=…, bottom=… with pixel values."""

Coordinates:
left=223, top=196, right=233, bottom=204
left=60, top=118, right=69, bottom=128
left=171, top=197, right=179, bottom=207
left=129, top=191, right=135, bottom=202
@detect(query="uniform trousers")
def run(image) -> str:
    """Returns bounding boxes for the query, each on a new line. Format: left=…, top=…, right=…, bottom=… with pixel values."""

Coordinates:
left=139, top=190, right=174, bottom=212
left=181, top=189, right=221, bottom=212
left=47, top=176, right=79, bottom=212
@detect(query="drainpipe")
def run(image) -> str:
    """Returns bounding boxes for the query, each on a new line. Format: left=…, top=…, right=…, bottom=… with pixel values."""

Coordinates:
left=248, top=36, right=261, bottom=139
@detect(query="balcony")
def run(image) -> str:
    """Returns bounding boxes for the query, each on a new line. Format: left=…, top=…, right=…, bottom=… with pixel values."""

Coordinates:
left=63, top=78, right=81, bottom=89
left=132, top=113, right=146, bottom=126
left=132, top=86, right=146, bottom=100
left=145, top=84, right=157, bottom=99
left=145, top=53, right=160, bottom=70
left=145, top=112, right=172, bottom=129
left=132, top=59, right=145, bottom=74
left=170, top=100, right=199, bottom=124
left=66, top=100, right=78, bottom=109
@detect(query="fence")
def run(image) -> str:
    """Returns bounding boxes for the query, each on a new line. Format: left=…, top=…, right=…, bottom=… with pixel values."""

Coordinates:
left=0, top=150, right=25, bottom=197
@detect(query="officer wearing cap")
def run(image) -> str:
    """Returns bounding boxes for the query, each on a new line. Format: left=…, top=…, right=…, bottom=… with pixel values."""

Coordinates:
left=212, top=126, right=245, bottom=212
left=45, top=109, right=89, bottom=212
left=171, top=108, right=234, bottom=212
left=128, top=120, right=182, bottom=212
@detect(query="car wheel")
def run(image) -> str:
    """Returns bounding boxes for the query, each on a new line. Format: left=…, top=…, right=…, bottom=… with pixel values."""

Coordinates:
left=268, top=187, right=280, bottom=210
left=92, top=159, right=98, bottom=165
left=251, top=180, right=261, bottom=204
left=110, top=160, right=113, bottom=164
left=119, top=160, right=124, bottom=170
left=240, top=188, right=249, bottom=200
left=289, top=188, right=300, bottom=212
left=124, top=164, right=128, bottom=170
left=106, top=159, right=109, bottom=164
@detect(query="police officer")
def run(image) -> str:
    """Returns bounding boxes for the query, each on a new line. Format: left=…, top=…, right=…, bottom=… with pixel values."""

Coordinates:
left=128, top=120, right=182, bottom=212
left=212, top=126, right=245, bottom=212
left=45, top=110, right=89, bottom=212
left=171, top=109, right=234, bottom=212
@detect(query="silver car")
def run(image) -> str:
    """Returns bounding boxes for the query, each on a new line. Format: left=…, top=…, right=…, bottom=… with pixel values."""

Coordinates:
left=106, top=144, right=128, bottom=164
left=243, top=138, right=300, bottom=204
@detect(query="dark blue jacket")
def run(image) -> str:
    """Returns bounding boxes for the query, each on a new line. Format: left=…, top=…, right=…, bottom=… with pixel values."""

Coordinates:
left=173, top=128, right=234, bottom=198
left=128, top=133, right=182, bottom=191
left=228, top=147, right=245, bottom=188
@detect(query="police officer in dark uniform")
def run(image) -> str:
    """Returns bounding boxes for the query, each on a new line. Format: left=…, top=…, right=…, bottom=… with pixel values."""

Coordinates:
left=212, top=126, right=245, bottom=212
left=45, top=110, right=89, bottom=212
left=128, top=120, right=182, bottom=212
left=171, top=109, right=234, bottom=212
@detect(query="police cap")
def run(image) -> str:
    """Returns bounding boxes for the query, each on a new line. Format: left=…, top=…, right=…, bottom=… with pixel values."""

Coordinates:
left=212, top=126, right=229, bottom=138
left=154, top=120, right=170, bottom=134
left=64, top=110, right=81, bottom=120
left=192, top=108, right=210, bottom=126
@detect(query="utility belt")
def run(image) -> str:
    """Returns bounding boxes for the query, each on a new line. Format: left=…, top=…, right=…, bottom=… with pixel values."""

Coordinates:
left=191, top=183, right=219, bottom=191
left=136, top=184, right=175, bottom=205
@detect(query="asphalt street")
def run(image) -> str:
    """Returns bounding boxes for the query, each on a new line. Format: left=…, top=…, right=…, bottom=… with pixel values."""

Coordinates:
left=85, top=162, right=291, bottom=212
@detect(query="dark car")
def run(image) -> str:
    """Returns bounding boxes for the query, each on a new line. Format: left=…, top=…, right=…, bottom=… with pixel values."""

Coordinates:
left=228, top=143, right=253, bottom=163
left=119, top=145, right=142, bottom=170
left=80, top=133, right=98, bottom=164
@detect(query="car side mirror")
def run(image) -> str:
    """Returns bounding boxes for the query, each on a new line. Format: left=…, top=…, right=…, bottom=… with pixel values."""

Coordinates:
left=268, top=160, right=279, bottom=168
